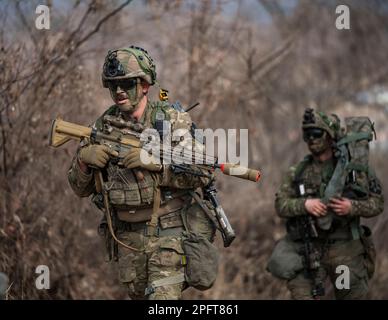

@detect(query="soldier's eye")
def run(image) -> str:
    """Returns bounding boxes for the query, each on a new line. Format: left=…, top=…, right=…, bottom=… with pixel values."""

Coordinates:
left=107, top=82, right=117, bottom=91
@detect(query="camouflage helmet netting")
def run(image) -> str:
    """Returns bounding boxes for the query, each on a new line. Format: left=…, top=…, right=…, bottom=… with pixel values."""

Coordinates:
left=302, top=108, right=340, bottom=140
left=102, top=46, right=156, bottom=86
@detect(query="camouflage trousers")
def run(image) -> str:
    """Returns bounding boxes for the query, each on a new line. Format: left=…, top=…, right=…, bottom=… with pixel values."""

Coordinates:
left=287, top=239, right=370, bottom=300
left=110, top=203, right=216, bottom=300
left=116, top=228, right=186, bottom=300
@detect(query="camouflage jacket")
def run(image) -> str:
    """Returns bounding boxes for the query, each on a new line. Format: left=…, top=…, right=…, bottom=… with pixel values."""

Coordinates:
left=67, top=101, right=213, bottom=207
left=275, top=155, right=384, bottom=223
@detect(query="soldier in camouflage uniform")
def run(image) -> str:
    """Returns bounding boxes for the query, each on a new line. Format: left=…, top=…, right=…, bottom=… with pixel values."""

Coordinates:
left=268, top=108, right=384, bottom=300
left=68, top=46, right=216, bottom=299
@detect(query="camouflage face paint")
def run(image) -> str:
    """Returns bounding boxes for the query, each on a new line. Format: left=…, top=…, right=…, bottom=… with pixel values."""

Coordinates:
left=108, top=78, right=143, bottom=112
left=306, top=131, right=331, bottom=155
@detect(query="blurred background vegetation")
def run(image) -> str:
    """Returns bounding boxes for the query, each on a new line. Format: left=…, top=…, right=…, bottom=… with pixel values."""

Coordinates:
left=1, top=0, right=388, bottom=299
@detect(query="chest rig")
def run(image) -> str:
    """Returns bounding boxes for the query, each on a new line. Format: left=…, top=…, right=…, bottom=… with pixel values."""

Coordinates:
left=293, top=155, right=335, bottom=199
left=98, top=112, right=156, bottom=210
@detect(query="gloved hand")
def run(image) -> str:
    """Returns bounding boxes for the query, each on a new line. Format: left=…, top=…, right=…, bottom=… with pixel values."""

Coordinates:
left=122, top=148, right=162, bottom=172
left=78, top=145, right=118, bottom=168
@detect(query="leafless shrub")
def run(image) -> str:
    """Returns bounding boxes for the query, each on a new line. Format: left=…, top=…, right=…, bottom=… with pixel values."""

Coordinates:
left=1, top=0, right=388, bottom=299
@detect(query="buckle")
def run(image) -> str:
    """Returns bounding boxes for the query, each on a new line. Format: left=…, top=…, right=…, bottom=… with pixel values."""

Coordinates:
left=144, top=223, right=160, bottom=237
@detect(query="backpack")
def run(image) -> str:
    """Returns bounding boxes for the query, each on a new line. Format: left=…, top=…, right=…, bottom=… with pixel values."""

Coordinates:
left=338, top=117, right=376, bottom=196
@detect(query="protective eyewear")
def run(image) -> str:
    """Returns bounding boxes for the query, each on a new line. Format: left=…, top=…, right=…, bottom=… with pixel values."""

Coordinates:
left=303, top=128, right=325, bottom=141
left=107, top=78, right=138, bottom=91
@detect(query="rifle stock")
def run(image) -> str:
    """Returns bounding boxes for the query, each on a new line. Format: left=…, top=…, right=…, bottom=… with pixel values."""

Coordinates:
left=49, top=118, right=92, bottom=147
left=49, top=118, right=141, bottom=156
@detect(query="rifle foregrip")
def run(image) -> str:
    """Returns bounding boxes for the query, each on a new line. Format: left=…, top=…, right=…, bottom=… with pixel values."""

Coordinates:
left=220, top=163, right=261, bottom=182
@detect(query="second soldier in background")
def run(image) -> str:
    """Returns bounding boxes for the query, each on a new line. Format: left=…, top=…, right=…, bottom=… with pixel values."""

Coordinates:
left=267, top=108, right=384, bottom=299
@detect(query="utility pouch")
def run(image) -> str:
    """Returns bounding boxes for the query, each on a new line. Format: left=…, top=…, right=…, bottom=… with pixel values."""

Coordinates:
left=267, top=235, right=304, bottom=280
left=180, top=209, right=219, bottom=290
left=181, top=231, right=219, bottom=290
left=105, top=165, right=155, bottom=208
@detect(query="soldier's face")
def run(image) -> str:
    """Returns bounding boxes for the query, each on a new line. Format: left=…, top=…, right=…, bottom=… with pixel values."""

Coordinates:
left=304, top=129, right=331, bottom=155
left=108, top=78, right=142, bottom=112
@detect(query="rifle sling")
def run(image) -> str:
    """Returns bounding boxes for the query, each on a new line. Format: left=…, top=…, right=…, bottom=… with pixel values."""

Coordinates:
left=189, top=191, right=221, bottom=231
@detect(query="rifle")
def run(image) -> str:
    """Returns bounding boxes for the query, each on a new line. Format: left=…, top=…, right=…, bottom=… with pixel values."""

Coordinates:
left=299, top=215, right=325, bottom=299
left=50, top=117, right=261, bottom=181
left=49, top=117, right=261, bottom=247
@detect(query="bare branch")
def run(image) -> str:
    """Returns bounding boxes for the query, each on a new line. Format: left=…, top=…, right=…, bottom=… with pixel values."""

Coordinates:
left=73, top=0, right=133, bottom=51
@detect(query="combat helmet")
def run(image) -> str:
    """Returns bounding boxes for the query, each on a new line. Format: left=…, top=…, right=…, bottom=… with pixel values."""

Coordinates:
left=302, top=108, right=341, bottom=140
left=102, top=45, right=156, bottom=87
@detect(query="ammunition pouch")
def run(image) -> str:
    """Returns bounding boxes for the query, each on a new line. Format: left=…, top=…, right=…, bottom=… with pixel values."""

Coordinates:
left=360, top=225, right=376, bottom=279
left=105, top=165, right=155, bottom=208
left=267, top=235, right=304, bottom=280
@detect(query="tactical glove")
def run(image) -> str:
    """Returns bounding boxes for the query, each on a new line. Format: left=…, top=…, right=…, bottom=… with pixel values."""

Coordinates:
left=78, top=145, right=118, bottom=168
left=122, top=148, right=162, bottom=172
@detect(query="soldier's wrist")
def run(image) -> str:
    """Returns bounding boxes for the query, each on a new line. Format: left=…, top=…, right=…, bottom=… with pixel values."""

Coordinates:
left=77, top=152, right=92, bottom=174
